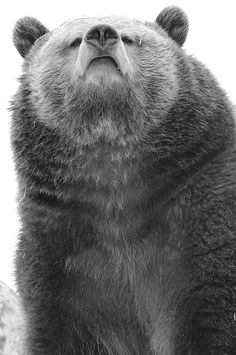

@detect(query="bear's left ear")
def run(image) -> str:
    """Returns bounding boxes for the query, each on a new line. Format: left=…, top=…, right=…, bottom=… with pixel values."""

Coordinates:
left=156, top=6, right=189, bottom=46
left=13, top=17, right=49, bottom=57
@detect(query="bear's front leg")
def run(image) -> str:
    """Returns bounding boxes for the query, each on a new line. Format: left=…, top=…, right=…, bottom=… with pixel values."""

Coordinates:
left=21, top=295, right=107, bottom=355
left=17, top=238, right=151, bottom=355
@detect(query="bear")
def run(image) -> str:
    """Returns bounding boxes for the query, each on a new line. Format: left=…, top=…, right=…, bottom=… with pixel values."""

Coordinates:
left=11, top=6, right=236, bottom=355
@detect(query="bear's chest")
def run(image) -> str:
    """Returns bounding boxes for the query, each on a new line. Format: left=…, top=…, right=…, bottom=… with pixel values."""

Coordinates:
left=62, top=218, right=185, bottom=354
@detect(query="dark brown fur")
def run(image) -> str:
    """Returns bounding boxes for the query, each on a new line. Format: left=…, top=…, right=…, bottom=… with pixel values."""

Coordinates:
left=11, top=7, right=236, bottom=355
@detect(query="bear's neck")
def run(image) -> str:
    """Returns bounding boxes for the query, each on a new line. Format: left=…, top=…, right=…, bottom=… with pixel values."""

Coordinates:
left=66, top=146, right=181, bottom=248
left=75, top=147, right=147, bottom=245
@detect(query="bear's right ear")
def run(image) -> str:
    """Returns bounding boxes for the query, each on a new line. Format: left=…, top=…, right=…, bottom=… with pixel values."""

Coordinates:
left=13, top=17, right=49, bottom=57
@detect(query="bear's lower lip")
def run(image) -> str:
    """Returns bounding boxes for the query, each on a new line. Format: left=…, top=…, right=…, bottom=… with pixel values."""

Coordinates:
left=88, top=56, right=121, bottom=73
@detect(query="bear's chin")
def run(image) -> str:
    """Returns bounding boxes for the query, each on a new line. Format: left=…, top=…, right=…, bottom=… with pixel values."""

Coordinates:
left=72, top=63, right=131, bottom=118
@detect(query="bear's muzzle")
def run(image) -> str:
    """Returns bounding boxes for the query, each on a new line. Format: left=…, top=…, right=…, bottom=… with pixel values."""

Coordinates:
left=75, top=24, right=134, bottom=77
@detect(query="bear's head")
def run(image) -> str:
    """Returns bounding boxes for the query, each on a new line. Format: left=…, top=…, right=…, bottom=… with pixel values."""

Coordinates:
left=12, top=7, right=233, bottom=196
left=13, top=7, right=189, bottom=149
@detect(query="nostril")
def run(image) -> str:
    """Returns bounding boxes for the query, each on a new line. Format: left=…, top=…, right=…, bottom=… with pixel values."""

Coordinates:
left=104, top=27, right=118, bottom=41
left=85, top=25, right=119, bottom=48
left=86, top=29, right=100, bottom=42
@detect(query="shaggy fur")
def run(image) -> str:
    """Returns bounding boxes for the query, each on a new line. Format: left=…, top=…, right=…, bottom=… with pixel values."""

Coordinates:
left=11, top=7, right=236, bottom=355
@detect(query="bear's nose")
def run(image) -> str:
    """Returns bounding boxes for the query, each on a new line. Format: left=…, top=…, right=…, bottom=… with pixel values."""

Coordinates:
left=85, top=25, right=119, bottom=48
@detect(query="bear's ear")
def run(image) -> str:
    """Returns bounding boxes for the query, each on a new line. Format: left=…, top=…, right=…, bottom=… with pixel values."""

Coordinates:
left=13, top=17, right=49, bottom=57
left=156, top=6, right=189, bottom=46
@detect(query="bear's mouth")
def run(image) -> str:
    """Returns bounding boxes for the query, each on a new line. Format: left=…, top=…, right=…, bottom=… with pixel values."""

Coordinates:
left=88, top=56, right=121, bottom=72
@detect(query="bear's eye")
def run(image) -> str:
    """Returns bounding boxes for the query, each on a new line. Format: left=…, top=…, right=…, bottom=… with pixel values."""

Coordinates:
left=121, top=36, right=134, bottom=45
left=70, top=38, right=82, bottom=47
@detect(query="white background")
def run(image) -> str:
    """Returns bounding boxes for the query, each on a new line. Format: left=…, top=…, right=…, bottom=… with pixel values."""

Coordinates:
left=0, top=0, right=235, bottom=291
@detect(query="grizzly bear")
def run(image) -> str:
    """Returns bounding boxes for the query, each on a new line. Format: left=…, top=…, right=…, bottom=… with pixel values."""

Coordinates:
left=11, top=6, right=236, bottom=355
